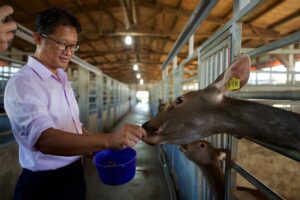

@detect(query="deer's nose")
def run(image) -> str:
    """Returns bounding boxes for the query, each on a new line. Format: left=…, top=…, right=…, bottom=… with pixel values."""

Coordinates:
left=142, top=121, right=158, bottom=135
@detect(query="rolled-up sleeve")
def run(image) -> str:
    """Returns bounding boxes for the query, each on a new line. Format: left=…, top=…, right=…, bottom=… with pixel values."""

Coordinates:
left=4, top=77, right=56, bottom=151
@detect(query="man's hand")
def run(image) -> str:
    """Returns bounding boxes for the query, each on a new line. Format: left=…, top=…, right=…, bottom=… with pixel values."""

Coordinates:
left=108, top=124, right=146, bottom=149
left=0, top=5, right=17, bottom=52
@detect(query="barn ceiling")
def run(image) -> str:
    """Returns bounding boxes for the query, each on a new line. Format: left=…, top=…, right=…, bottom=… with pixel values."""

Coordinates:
left=2, top=0, right=300, bottom=85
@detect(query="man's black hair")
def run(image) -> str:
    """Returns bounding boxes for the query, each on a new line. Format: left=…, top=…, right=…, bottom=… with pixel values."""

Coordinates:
left=35, top=7, right=81, bottom=35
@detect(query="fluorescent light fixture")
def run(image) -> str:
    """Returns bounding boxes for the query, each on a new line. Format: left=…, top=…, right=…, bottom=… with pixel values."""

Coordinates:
left=125, top=35, right=132, bottom=45
left=133, top=64, right=139, bottom=71
left=140, top=79, right=144, bottom=85
left=136, top=73, right=141, bottom=79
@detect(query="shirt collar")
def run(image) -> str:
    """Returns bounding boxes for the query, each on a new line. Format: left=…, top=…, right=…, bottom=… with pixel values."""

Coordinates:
left=27, top=56, right=67, bottom=82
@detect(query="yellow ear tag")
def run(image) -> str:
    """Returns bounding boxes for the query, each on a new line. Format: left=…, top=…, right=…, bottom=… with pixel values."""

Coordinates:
left=227, top=77, right=240, bottom=90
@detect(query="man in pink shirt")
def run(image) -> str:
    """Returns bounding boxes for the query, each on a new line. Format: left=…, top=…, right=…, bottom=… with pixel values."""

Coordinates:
left=4, top=7, right=146, bottom=200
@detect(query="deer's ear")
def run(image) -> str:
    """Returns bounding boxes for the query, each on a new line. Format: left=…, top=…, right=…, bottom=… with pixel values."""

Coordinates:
left=212, top=54, right=251, bottom=94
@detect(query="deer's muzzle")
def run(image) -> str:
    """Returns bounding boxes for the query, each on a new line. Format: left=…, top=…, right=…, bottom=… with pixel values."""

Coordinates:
left=142, top=121, right=158, bottom=136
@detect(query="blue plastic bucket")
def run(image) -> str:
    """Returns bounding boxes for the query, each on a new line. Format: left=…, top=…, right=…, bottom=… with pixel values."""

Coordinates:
left=93, top=147, right=137, bottom=185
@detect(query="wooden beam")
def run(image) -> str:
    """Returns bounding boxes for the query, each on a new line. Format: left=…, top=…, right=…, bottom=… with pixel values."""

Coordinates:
left=71, top=1, right=227, bottom=25
left=98, top=64, right=161, bottom=70
left=139, top=9, right=162, bottom=27
left=81, top=27, right=214, bottom=38
left=103, top=9, right=125, bottom=28
left=131, top=0, right=138, bottom=26
left=119, top=0, right=131, bottom=29
left=268, top=9, right=300, bottom=29
left=101, top=69, right=160, bottom=78
left=97, top=1, right=103, bottom=33
left=81, top=26, right=281, bottom=42
left=91, top=60, right=163, bottom=65
left=81, top=35, right=111, bottom=64
left=74, top=0, right=100, bottom=35
left=244, top=0, right=283, bottom=23
left=248, top=24, right=292, bottom=69
left=242, top=24, right=282, bottom=44
left=77, top=48, right=188, bottom=59
left=154, top=0, right=183, bottom=66
left=102, top=72, right=161, bottom=79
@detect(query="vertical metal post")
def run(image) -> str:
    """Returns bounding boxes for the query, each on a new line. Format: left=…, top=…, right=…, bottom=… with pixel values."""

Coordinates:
left=163, top=67, right=169, bottom=101
left=197, top=49, right=204, bottom=89
left=289, top=45, right=295, bottom=84
left=173, top=56, right=178, bottom=71
left=225, top=1, right=248, bottom=199
left=189, top=34, right=195, bottom=57
left=77, top=67, right=89, bottom=127
left=96, top=73, right=103, bottom=132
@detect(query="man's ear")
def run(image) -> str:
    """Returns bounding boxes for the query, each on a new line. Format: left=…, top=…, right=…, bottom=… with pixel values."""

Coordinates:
left=211, top=54, right=251, bottom=95
left=33, top=32, right=42, bottom=45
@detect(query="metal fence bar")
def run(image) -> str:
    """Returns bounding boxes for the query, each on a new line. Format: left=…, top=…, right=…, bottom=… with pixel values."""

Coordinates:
left=162, top=0, right=218, bottom=70
left=231, top=162, right=285, bottom=200
left=0, top=55, right=26, bottom=65
left=243, top=137, right=300, bottom=162
left=248, top=31, right=300, bottom=58
left=199, top=0, right=263, bottom=52
left=158, top=147, right=178, bottom=200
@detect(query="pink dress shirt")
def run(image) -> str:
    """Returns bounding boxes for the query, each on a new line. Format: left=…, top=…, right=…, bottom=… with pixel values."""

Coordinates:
left=4, top=56, right=83, bottom=171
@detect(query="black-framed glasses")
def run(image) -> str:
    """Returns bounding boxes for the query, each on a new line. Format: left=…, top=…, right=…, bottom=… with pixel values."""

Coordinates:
left=40, top=33, right=79, bottom=52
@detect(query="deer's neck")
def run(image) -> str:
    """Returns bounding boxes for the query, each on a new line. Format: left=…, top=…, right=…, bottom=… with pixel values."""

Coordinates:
left=199, top=161, right=225, bottom=200
left=217, top=97, right=300, bottom=150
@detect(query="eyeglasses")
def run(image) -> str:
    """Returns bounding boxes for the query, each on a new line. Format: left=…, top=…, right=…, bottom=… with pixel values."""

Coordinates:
left=40, top=34, right=80, bottom=52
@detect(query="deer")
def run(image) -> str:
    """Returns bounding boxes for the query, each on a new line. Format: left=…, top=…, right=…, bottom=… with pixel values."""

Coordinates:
left=180, top=140, right=269, bottom=200
left=142, top=54, right=300, bottom=151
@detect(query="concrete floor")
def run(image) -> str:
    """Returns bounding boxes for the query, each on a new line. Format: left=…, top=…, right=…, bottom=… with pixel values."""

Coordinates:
left=84, top=102, right=173, bottom=200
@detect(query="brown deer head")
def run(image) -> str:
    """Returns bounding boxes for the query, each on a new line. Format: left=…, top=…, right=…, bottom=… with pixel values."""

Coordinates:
left=142, top=55, right=250, bottom=145
left=142, top=54, right=300, bottom=151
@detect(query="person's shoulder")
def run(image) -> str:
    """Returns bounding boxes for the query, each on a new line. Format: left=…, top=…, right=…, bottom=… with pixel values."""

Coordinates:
left=7, top=65, right=35, bottom=85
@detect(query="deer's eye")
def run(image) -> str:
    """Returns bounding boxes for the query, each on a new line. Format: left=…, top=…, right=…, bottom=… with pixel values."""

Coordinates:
left=175, top=97, right=183, bottom=105
left=199, top=143, right=206, bottom=148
